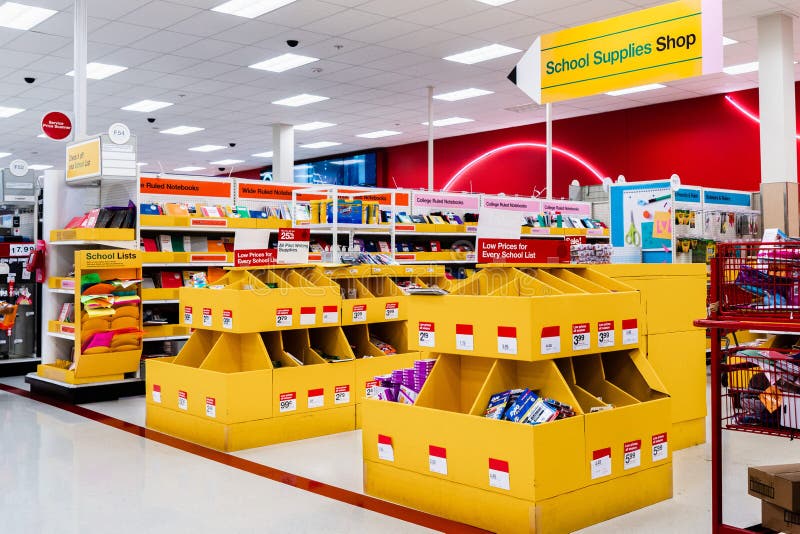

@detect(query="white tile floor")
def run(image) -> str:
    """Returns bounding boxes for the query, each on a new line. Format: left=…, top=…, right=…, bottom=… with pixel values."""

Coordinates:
left=1, top=373, right=797, bottom=533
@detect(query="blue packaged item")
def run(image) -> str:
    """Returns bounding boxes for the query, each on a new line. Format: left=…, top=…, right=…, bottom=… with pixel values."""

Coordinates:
left=326, top=200, right=363, bottom=224
left=141, top=203, right=161, bottom=215
left=504, top=389, right=538, bottom=423
left=484, top=390, right=511, bottom=419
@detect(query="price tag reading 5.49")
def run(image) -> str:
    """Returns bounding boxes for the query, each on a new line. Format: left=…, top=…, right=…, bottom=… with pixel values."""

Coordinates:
left=418, top=322, right=435, bottom=348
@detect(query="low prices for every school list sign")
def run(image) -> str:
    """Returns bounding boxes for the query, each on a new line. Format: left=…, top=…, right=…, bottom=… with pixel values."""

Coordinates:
left=277, top=228, right=310, bottom=264
left=477, top=239, right=570, bottom=264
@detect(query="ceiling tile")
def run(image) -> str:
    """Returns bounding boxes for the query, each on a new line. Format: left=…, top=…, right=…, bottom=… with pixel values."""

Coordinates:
left=172, top=38, right=242, bottom=60
left=90, top=21, right=158, bottom=46
left=119, top=1, right=202, bottom=29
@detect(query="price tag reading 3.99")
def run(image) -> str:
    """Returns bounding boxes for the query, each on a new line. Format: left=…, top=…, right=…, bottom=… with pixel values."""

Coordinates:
left=572, top=323, right=590, bottom=351
left=597, top=321, right=615, bottom=348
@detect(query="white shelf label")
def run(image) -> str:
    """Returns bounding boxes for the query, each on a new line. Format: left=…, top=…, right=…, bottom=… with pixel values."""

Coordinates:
left=322, top=306, right=338, bottom=324
left=428, top=446, right=448, bottom=475
left=178, top=390, right=188, bottom=411
left=308, top=388, right=324, bottom=409
left=591, top=448, right=612, bottom=479
left=9, top=244, right=34, bottom=257
left=541, top=326, right=561, bottom=355
left=183, top=306, right=193, bottom=325
left=572, top=323, right=590, bottom=352
left=384, top=302, right=399, bottom=320
left=378, top=435, right=395, bottom=462
left=300, top=307, right=316, bottom=326
left=597, top=321, right=615, bottom=348
left=279, top=392, right=297, bottom=413
left=418, top=322, right=435, bottom=348
left=652, top=433, right=668, bottom=462
left=497, top=326, right=518, bottom=355
left=365, top=380, right=378, bottom=398
left=352, top=304, right=367, bottom=323
left=488, top=459, right=510, bottom=491
left=205, top=397, right=216, bottom=418
left=624, top=440, right=641, bottom=470
left=276, top=308, right=293, bottom=328
left=222, top=310, right=233, bottom=329
left=455, top=324, right=474, bottom=351
left=622, top=319, right=639, bottom=345
left=202, top=308, right=212, bottom=327
left=334, top=385, right=350, bottom=405
left=151, top=384, right=161, bottom=404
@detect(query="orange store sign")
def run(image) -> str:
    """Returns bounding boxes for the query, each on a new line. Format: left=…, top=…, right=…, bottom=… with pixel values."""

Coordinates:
left=140, top=177, right=231, bottom=198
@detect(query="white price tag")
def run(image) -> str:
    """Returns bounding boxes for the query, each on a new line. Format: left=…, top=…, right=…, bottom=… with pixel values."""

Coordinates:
left=279, top=392, right=297, bottom=413
left=300, top=307, right=316, bottom=326
left=591, top=448, right=612, bottom=479
left=178, top=390, right=188, bottom=411
left=205, top=397, right=216, bottom=418
left=151, top=385, right=161, bottom=404
left=572, top=323, right=590, bottom=351
left=541, top=326, right=560, bottom=355
left=308, top=388, right=324, bottom=409
left=624, top=440, right=641, bottom=470
left=9, top=244, right=34, bottom=257
left=378, top=435, right=394, bottom=462
left=384, top=302, right=399, bottom=320
left=276, top=308, right=293, bottom=328
left=202, top=308, right=212, bottom=327
left=622, top=319, right=639, bottom=345
left=222, top=310, right=233, bottom=329
left=428, top=446, right=448, bottom=475
left=455, top=324, right=474, bottom=351
left=497, top=327, right=518, bottom=355
left=183, top=306, right=193, bottom=325
left=352, top=304, right=367, bottom=323
left=334, top=385, right=350, bottom=405
left=322, top=306, right=338, bottom=324
left=418, top=322, right=435, bottom=348
left=597, top=321, right=615, bottom=348
left=652, top=433, right=668, bottom=462
left=488, top=459, right=510, bottom=491
left=365, top=380, right=378, bottom=398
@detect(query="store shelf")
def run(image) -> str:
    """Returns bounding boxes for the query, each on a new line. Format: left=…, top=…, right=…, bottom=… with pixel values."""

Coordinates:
left=49, top=288, right=74, bottom=295
left=142, top=251, right=233, bottom=267
left=50, top=228, right=136, bottom=244
left=140, top=214, right=291, bottom=230
left=47, top=320, right=75, bottom=340
left=143, top=335, right=190, bottom=342
left=143, top=300, right=180, bottom=305
left=50, top=240, right=138, bottom=248
left=142, top=288, right=179, bottom=302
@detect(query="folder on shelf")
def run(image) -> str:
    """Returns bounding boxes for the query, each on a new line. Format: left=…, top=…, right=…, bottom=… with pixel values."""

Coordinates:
left=207, top=238, right=226, bottom=253
left=207, top=267, right=225, bottom=283
left=249, top=210, right=269, bottom=219
left=201, top=205, right=224, bottom=218
left=188, top=236, right=208, bottom=252
left=142, top=238, right=158, bottom=252
left=170, top=235, right=185, bottom=253
left=236, top=206, right=250, bottom=218
left=165, top=203, right=189, bottom=217
left=141, top=203, right=162, bottom=216
left=182, top=235, right=192, bottom=252
left=158, top=272, right=182, bottom=289
left=158, top=235, right=173, bottom=252
left=80, top=208, right=102, bottom=228
left=182, top=270, right=204, bottom=287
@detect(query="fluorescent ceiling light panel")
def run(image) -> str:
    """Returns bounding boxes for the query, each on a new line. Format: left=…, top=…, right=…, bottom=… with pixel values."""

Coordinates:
left=475, top=0, right=516, bottom=5
left=210, top=159, right=244, bottom=165
left=295, top=121, right=335, bottom=131
left=723, top=61, right=759, bottom=75
left=357, top=130, right=401, bottom=139
left=422, top=117, right=474, bottom=127
left=121, top=99, right=173, bottom=112
left=301, top=141, right=341, bottom=149
left=0, top=152, right=10, bottom=158
left=722, top=36, right=738, bottom=46
left=0, top=106, right=24, bottom=118
left=212, top=0, right=296, bottom=18
left=434, top=88, right=494, bottom=101
left=331, top=159, right=361, bottom=165
left=66, top=62, right=127, bottom=80
left=252, top=151, right=273, bottom=158
left=137, top=162, right=148, bottom=166
left=174, top=166, right=205, bottom=172
left=36, top=133, right=46, bottom=138
left=250, top=53, right=318, bottom=72
left=189, top=144, right=226, bottom=152
left=0, top=2, right=56, bottom=30
left=444, top=43, right=520, bottom=65
left=161, top=126, right=204, bottom=135
left=605, top=83, right=666, bottom=96
left=272, top=94, right=329, bottom=107
left=28, top=164, right=51, bottom=170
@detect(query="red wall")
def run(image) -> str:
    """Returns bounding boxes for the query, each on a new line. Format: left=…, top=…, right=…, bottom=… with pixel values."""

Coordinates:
left=380, top=85, right=800, bottom=198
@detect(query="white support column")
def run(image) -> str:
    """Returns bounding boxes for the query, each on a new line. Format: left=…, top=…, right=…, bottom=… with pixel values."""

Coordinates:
left=73, top=0, right=87, bottom=140
left=272, top=123, right=294, bottom=183
left=758, top=13, right=798, bottom=234
left=427, top=86, right=434, bottom=191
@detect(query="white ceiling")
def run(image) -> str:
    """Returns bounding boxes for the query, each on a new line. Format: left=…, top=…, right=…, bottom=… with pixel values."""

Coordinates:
left=0, top=0, right=797, bottom=174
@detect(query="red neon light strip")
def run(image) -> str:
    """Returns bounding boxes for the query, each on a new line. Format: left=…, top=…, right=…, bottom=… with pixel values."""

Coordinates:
left=725, top=95, right=800, bottom=140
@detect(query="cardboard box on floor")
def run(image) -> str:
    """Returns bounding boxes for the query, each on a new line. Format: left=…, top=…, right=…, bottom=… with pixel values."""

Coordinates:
left=763, top=501, right=800, bottom=534
left=749, top=465, right=800, bottom=512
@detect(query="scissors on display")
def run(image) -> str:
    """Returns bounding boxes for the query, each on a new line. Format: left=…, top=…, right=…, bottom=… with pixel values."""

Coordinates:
left=625, top=212, right=641, bottom=246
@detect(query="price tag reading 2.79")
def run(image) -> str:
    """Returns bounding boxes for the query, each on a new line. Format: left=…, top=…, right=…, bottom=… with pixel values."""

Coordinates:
left=276, top=308, right=292, bottom=328
left=418, top=322, right=435, bottom=348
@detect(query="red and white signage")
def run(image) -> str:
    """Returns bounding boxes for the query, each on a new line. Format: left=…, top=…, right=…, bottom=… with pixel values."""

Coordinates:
left=308, top=388, right=324, bottom=409
left=178, top=390, right=188, bottom=411
left=222, top=309, right=233, bottom=329
left=572, top=323, right=590, bottom=351
left=352, top=304, right=367, bottom=323
left=418, top=322, right=435, bottom=348
left=184, top=306, right=193, bottom=325
left=279, top=392, right=297, bottom=413
left=41, top=111, right=72, bottom=141
left=413, top=191, right=480, bottom=210
left=191, top=218, right=227, bottom=227
left=591, top=447, right=612, bottom=479
left=384, top=302, right=399, bottom=320
left=541, top=326, right=561, bottom=354
left=322, top=305, right=338, bottom=324
left=597, top=321, right=615, bottom=348
left=477, top=238, right=570, bottom=264
left=455, top=324, right=474, bottom=351
left=542, top=200, right=592, bottom=216
left=482, top=196, right=541, bottom=212
left=498, top=326, right=518, bottom=355
left=365, top=380, right=378, bottom=398
left=234, top=248, right=276, bottom=267
left=622, top=319, right=639, bottom=345
left=334, top=385, right=350, bottom=405
left=205, top=396, right=216, bottom=418
left=277, top=228, right=310, bottom=264
left=276, top=308, right=292, bottom=327
left=428, top=445, right=448, bottom=475
left=202, top=307, right=212, bottom=327
left=488, top=458, right=511, bottom=490
left=377, top=434, right=395, bottom=462
left=623, top=440, right=641, bottom=470
left=652, top=433, right=668, bottom=462
left=151, top=384, right=162, bottom=403
left=300, top=307, right=316, bottom=326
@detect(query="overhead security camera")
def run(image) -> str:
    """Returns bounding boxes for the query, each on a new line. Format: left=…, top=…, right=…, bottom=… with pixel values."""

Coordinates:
left=147, top=117, right=156, bottom=123
left=286, top=39, right=299, bottom=47
left=24, top=77, right=35, bottom=84
left=229, top=142, right=236, bottom=147
left=218, top=167, right=226, bottom=172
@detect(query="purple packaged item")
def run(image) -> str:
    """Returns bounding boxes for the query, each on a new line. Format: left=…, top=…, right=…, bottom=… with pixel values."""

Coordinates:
left=402, top=368, right=415, bottom=388
left=375, top=386, right=396, bottom=402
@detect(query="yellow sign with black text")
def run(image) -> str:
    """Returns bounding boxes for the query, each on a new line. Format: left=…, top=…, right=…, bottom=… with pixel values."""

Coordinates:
left=78, top=249, right=141, bottom=270
left=512, top=0, right=722, bottom=104
left=66, top=137, right=101, bottom=181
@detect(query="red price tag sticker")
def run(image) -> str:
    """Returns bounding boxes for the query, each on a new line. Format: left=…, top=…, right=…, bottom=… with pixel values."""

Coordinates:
left=488, top=458, right=510, bottom=490
left=334, top=385, right=350, bottom=405
left=308, top=388, right=324, bottom=409
left=623, top=440, right=641, bottom=470
left=572, top=323, right=590, bottom=351
left=378, top=434, right=394, bottom=462
left=428, top=445, right=448, bottom=475
left=202, top=308, right=212, bottom=327
left=597, top=321, right=615, bottom=348
left=178, top=390, right=188, bottom=411
left=222, top=309, right=233, bottom=330
left=497, top=326, right=517, bottom=355
left=622, top=319, right=639, bottom=345
left=279, top=392, right=297, bottom=413
left=365, top=380, right=378, bottom=398
left=300, top=306, right=316, bottom=326
left=205, top=396, right=216, bottom=418
left=591, top=447, right=611, bottom=479
left=418, top=322, right=435, bottom=348
left=455, top=324, right=474, bottom=351
left=352, top=304, right=367, bottom=323
left=151, top=384, right=161, bottom=404
left=183, top=306, right=193, bottom=325
left=276, top=308, right=293, bottom=328
left=322, top=305, right=338, bottom=324
left=652, top=433, right=668, bottom=462
left=384, top=302, right=399, bottom=320
left=541, top=326, right=561, bottom=354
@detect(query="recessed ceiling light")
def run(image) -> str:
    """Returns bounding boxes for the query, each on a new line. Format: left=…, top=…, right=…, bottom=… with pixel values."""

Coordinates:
left=252, top=151, right=273, bottom=158
left=422, top=117, right=474, bottom=127
left=250, top=53, right=319, bottom=73
left=357, top=130, right=402, bottom=139
left=66, top=62, right=127, bottom=80
left=272, top=94, right=329, bottom=107
left=444, top=44, right=521, bottom=65
left=723, top=61, right=759, bottom=75
left=28, top=164, right=52, bottom=170
left=0, top=2, right=56, bottom=30
left=212, top=0, right=296, bottom=19
left=137, top=162, right=148, bottom=167
left=189, top=144, right=226, bottom=152
left=295, top=121, right=335, bottom=131
left=331, top=159, right=361, bottom=165
left=210, top=159, right=244, bottom=165
left=475, top=0, right=516, bottom=5
left=121, top=99, right=173, bottom=112
left=605, top=83, right=666, bottom=96
left=161, top=126, right=204, bottom=135
left=722, top=36, right=738, bottom=46
left=301, top=141, right=341, bottom=149
left=36, top=133, right=46, bottom=138
left=174, top=166, right=205, bottom=172
left=0, top=152, right=11, bottom=158
left=0, top=106, right=24, bottom=118
left=434, top=88, right=494, bottom=101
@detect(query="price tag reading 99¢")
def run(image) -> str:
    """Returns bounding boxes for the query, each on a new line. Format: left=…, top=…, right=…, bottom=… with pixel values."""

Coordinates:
left=279, top=392, right=297, bottom=413
left=183, top=306, right=193, bottom=325
left=418, top=322, right=435, bottom=348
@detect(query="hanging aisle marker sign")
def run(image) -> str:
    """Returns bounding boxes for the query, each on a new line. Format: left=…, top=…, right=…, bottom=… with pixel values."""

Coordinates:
left=510, top=0, right=722, bottom=104
left=66, top=137, right=101, bottom=181
left=41, top=111, right=72, bottom=141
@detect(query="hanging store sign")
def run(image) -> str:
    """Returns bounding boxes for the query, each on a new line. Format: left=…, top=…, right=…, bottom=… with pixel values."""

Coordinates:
left=66, top=137, right=101, bottom=181
left=41, top=111, right=72, bottom=141
left=510, top=0, right=723, bottom=103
